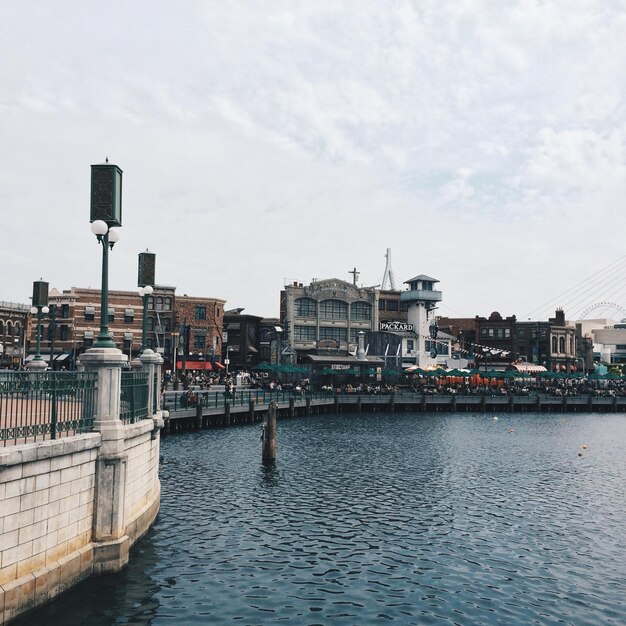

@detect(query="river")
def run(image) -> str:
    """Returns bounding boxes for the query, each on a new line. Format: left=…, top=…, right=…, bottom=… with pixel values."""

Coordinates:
left=15, top=411, right=626, bottom=625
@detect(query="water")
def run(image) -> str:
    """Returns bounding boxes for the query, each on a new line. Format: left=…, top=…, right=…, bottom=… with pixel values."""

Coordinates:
left=17, top=412, right=626, bottom=625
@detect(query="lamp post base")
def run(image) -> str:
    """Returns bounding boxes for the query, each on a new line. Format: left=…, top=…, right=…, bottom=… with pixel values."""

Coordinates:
left=26, top=359, right=48, bottom=371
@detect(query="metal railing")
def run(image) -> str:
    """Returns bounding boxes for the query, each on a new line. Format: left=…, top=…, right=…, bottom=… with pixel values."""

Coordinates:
left=120, top=371, right=149, bottom=424
left=0, top=371, right=97, bottom=445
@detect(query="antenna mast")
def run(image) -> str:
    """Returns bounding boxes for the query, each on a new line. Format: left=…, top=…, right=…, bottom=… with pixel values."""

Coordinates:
left=381, top=248, right=396, bottom=290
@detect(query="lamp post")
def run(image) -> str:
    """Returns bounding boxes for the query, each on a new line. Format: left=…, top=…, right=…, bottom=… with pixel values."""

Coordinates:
left=48, top=304, right=57, bottom=370
left=89, top=161, right=123, bottom=350
left=90, top=221, right=120, bottom=348
left=29, top=304, right=49, bottom=364
left=138, top=285, right=153, bottom=353
left=28, top=279, right=49, bottom=369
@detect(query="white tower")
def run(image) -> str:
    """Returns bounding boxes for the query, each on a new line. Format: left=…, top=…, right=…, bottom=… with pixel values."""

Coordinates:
left=401, top=275, right=442, bottom=366
left=381, top=248, right=396, bottom=291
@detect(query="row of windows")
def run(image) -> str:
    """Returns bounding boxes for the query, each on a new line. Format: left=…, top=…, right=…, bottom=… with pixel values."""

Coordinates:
left=551, top=336, right=572, bottom=353
left=378, top=299, right=409, bottom=312
left=294, top=298, right=372, bottom=320
left=147, top=296, right=173, bottom=312
left=294, top=326, right=370, bottom=343
left=480, top=328, right=512, bottom=338
left=0, top=321, right=22, bottom=336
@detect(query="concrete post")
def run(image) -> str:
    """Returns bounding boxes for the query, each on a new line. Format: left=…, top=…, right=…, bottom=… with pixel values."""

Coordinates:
left=79, top=347, right=130, bottom=573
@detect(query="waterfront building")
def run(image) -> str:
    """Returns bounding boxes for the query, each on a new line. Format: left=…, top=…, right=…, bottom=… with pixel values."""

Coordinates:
left=400, top=274, right=446, bottom=368
left=27, top=287, right=225, bottom=371
left=222, top=309, right=263, bottom=370
left=0, top=300, right=29, bottom=368
left=173, top=294, right=225, bottom=372
left=281, top=279, right=379, bottom=359
left=590, top=320, right=626, bottom=365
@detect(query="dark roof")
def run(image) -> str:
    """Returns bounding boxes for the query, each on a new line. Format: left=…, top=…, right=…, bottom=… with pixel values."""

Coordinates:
left=303, top=354, right=385, bottom=365
left=404, top=274, right=439, bottom=284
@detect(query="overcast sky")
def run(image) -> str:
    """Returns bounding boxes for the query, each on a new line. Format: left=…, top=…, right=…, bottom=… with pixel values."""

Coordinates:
left=2, top=1, right=625, bottom=320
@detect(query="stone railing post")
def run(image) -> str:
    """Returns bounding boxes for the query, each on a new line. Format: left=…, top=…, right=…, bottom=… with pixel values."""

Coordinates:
left=78, top=346, right=130, bottom=573
left=133, top=349, right=165, bottom=436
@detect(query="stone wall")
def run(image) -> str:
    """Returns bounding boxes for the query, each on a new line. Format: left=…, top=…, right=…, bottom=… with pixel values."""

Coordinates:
left=0, top=418, right=161, bottom=624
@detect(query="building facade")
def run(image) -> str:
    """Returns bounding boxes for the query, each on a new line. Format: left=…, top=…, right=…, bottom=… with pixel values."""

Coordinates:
left=0, top=301, right=29, bottom=368
left=281, top=279, right=379, bottom=360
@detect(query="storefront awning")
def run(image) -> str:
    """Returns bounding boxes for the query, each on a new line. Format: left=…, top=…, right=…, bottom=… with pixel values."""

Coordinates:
left=177, top=360, right=212, bottom=371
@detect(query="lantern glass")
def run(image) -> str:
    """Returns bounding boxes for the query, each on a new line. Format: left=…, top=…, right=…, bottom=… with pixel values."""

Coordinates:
left=90, top=163, right=123, bottom=227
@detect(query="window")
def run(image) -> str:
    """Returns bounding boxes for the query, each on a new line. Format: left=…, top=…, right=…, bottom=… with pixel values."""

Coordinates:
left=496, top=328, right=505, bottom=338
left=85, top=306, right=95, bottom=322
left=505, top=328, right=511, bottom=338
left=6, top=322, right=12, bottom=336
left=406, top=339, right=414, bottom=351
left=552, top=337, right=558, bottom=353
left=319, top=327, right=347, bottom=342
left=319, top=300, right=348, bottom=320
left=13, top=323, right=21, bottom=337
left=156, top=297, right=164, bottom=311
left=480, top=328, right=488, bottom=337
left=294, top=326, right=316, bottom=341
left=60, top=325, right=69, bottom=341
left=147, top=296, right=154, bottom=311
left=108, top=307, right=115, bottom=323
left=386, top=300, right=398, bottom=311
left=351, top=302, right=371, bottom=320
left=349, top=328, right=362, bottom=343
left=400, top=301, right=409, bottom=312
left=165, top=297, right=172, bottom=311
left=559, top=337, right=565, bottom=353
left=425, top=340, right=449, bottom=355
left=194, top=334, right=206, bottom=350
left=0, top=321, right=4, bottom=335
left=147, top=317, right=155, bottom=331
left=124, top=308, right=134, bottom=323
left=195, top=306, right=206, bottom=320
left=295, top=298, right=317, bottom=317
left=379, top=300, right=386, bottom=311
left=123, top=332, right=133, bottom=351
left=518, top=328, right=526, bottom=337
left=488, top=328, right=494, bottom=338
left=84, top=331, right=94, bottom=348
left=61, top=304, right=70, bottom=319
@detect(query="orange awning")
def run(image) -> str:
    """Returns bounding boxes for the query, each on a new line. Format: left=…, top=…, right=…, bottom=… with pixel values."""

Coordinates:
left=177, top=361, right=212, bottom=370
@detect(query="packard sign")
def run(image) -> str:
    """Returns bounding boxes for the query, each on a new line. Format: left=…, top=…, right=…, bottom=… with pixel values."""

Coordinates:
left=379, top=321, right=414, bottom=332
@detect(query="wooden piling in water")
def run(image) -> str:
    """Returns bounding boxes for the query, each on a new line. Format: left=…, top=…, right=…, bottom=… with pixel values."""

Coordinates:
left=262, top=401, right=277, bottom=462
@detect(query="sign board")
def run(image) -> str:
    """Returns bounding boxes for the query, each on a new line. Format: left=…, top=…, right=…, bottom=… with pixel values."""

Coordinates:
left=379, top=321, right=414, bottom=332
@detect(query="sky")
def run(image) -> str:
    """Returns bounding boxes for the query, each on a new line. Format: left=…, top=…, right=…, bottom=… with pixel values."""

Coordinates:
left=1, top=1, right=626, bottom=321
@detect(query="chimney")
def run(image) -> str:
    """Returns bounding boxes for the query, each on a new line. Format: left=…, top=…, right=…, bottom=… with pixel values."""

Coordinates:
left=555, top=308, right=565, bottom=325
left=356, top=331, right=367, bottom=361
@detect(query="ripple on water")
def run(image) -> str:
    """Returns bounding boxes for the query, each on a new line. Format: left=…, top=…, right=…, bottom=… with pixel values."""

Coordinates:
left=13, top=412, right=626, bottom=625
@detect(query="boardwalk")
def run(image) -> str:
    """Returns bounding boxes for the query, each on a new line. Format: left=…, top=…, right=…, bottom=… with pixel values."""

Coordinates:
left=162, top=390, right=626, bottom=433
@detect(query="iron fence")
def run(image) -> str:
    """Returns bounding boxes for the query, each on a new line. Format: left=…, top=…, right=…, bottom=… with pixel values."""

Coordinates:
left=0, top=371, right=97, bottom=445
left=120, top=371, right=149, bottom=424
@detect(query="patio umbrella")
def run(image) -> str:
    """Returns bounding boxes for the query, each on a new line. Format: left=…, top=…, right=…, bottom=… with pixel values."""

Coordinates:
left=253, top=362, right=276, bottom=371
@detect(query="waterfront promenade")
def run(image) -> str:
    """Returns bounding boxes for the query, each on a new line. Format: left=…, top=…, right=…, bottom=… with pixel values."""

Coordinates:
left=162, top=388, right=626, bottom=433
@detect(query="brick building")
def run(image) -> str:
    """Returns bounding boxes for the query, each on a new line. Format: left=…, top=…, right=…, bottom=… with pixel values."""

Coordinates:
left=0, top=301, right=29, bottom=368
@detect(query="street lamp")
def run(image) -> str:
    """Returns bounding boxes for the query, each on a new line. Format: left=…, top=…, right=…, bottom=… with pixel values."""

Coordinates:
left=90, top=160, right=123, bottom=350
left=30, top=304, right=49, bottom=363
left=138, top=285, right=153, bottom=353
left=90, top=220, right=120, bottom=348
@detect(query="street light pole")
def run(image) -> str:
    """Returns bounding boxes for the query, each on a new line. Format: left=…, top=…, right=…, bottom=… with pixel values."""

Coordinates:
left=91, top=221, right=119, bottom=348
left=89, top=160, right=123, bottom=351
left=138, top=285, right=153, bottom=353
left=29, top=304, right=49, bottom=363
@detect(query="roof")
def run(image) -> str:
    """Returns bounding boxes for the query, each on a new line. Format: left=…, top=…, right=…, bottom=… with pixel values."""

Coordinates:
left=404, top=274, right=439, bottom=284
left=507, top=363, right=548, bottom=373
left=303, top=354, right=385, bottom=365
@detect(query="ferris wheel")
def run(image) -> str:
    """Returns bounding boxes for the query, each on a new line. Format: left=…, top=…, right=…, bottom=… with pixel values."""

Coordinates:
left=578, top=301, right=626, bottom=322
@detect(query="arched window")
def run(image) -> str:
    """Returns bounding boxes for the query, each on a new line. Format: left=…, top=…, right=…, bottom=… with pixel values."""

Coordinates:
left=351, top=301, right=371, bottom=320
left=0, top=320, right=4, bottom=335
left=295, top=298, right=317, bottom=317
left=165, top=297, right=172, bottom=311
left=6, top=322, right=12, bottom=336
left=551, top=336, right=557, bottom=353
left=559, top=337, right=565, bottom=353
left=156, top=296, right=164, bottom=311
left=319, top=299, right=348, bottom=320
left=147, top=317, right=155, bottom=331
left=14, top=323, right=21, bottom=337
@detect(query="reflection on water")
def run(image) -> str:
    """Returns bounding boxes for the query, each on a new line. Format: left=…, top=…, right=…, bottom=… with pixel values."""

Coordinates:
left=16, top=412, right=626, bottom=625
